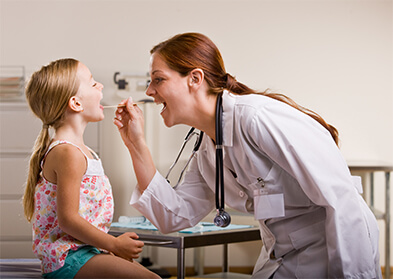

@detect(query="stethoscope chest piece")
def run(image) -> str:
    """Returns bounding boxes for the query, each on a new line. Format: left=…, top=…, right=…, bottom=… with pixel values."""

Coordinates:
left=214, top=209, right=231, bottom=227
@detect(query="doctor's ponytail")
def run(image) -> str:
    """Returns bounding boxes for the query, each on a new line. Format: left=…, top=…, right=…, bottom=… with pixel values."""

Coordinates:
left=223, top=72, right=339, bottom=145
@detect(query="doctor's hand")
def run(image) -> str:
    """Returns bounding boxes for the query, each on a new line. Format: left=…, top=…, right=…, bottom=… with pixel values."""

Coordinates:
left=113, top=97, right=145, bottom=149
left=112, top=232, right=144, bottom=262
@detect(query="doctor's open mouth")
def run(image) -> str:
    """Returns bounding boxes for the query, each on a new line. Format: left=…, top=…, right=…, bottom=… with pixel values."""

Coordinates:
left=155, top=101, right=167, bottom=114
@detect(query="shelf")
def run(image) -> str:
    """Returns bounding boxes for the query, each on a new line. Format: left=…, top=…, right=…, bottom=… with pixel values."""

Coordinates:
left=0, top=66, right=25, bottom=101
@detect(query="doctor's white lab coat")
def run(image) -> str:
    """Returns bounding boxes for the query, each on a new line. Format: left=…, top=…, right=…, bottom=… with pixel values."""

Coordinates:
left=130, top=91, right=381, bottom=278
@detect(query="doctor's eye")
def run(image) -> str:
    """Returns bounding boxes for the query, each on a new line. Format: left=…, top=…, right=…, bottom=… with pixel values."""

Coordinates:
left=154, top=77, right=164, bottom=85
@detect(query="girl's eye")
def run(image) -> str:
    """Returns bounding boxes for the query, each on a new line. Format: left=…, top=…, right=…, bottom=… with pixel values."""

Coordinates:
left=92, top=82, right=97, bottom=87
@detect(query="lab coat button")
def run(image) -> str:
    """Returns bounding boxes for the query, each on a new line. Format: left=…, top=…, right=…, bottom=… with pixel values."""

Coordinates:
left=239, top=190, right=245, bottom=197
left=257, top=177, right=265, bottom=187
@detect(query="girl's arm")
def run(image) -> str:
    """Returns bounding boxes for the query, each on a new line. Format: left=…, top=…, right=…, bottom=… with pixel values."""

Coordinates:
left=51, top=144, right=143, bottom=261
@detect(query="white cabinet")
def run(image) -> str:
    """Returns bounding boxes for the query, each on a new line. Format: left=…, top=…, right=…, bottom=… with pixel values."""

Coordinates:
left=0, top=102, right=100, bottom=258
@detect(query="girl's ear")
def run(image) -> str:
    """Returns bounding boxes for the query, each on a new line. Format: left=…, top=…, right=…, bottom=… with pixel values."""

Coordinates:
left=188, top=68, right=204, bottom=87
left=69, top=96, right=84, bottom=112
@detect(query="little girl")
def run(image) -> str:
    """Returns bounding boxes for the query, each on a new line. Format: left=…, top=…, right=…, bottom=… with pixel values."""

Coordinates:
left=23, top=58, right=160, bottom=279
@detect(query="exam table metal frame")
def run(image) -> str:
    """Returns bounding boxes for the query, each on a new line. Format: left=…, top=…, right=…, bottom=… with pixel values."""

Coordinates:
left=109, top=226, right=261, bottom=279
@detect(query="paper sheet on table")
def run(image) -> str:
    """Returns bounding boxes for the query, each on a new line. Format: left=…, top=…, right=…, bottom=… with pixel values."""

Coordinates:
left=111, top=221, right=252, bottom=234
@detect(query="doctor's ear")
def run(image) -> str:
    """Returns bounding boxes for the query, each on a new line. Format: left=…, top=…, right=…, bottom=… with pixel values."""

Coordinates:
left=69, top=96, right=84, bottom=112
left=189, top=69, right=204, bottom=87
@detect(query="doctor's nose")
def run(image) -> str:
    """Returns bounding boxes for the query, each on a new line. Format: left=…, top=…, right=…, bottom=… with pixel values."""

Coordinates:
left=145, top=82, right=155, bottom=97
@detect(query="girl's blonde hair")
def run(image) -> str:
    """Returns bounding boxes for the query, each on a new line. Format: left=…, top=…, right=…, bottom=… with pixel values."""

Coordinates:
left=23, top=58, right=80, bottom=222
left=151, top=32, right=339, bottom=145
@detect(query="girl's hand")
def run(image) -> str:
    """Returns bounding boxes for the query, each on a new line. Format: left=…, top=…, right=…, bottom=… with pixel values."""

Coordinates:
left=112, top=232, right=144, bottom=262
left=113, top=97, right=145, bottom=149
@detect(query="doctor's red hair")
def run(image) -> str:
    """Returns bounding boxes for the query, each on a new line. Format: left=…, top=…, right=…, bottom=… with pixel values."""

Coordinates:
left=151, top=32, right=339, bottom=146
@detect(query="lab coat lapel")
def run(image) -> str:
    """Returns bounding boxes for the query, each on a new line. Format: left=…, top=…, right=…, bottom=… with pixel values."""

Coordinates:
left=222, top=90, right=235, bottom=147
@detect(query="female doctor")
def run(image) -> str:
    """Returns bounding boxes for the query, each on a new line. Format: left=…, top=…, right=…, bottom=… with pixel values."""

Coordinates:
left=114, top=32, right=381, bottom=278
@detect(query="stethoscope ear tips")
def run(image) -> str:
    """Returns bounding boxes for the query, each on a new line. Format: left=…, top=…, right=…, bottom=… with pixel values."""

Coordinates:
left=214, top=209, right=231, bottom=227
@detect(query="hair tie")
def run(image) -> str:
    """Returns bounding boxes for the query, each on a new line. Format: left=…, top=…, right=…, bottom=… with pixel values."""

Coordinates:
left=224, top=73, right=233, bottom=88
left=42, top=123, right=50, bottom=129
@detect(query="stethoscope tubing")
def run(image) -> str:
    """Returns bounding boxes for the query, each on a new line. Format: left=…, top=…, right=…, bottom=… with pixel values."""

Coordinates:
left=215, top=93, right=225, bottom=211
left=165, top=127, right=204, bottom=188
left=165, top=93, right=229, bottom=226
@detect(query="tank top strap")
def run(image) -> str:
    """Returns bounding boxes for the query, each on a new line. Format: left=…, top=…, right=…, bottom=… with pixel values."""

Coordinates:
left=40, top=140, right=89, bottom=169
left=86, top=146, right=99, bottom=160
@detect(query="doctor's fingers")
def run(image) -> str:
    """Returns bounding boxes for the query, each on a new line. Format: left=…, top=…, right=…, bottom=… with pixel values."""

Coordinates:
left=127, top=108, right=145, bottom=131
left=114, top=98, right=129, bottom=114
left=116, top=104, right=143, bottom=123
left=127, top=103, right=144, bottom=120
left=113, top=111, right=130, bottom=128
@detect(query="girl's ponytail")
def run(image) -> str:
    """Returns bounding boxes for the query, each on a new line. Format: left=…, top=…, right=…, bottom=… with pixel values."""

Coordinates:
left=23, top=127, right=51, bottom=222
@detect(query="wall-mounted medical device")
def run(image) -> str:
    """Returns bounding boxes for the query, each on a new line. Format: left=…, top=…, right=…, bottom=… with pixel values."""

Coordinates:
left=113, top=72, right=150, bottom=100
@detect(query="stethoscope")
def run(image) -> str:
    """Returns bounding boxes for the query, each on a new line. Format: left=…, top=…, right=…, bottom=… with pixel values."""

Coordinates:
left=165, top=93, right=231, bottom=227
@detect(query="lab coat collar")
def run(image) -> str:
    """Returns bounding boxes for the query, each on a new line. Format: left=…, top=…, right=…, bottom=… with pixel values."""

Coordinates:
left=222, top=90, right=235, bottom=147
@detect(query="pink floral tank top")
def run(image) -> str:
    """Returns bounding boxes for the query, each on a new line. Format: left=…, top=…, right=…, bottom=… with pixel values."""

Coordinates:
left=32, top=140, right=114, bottom=273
